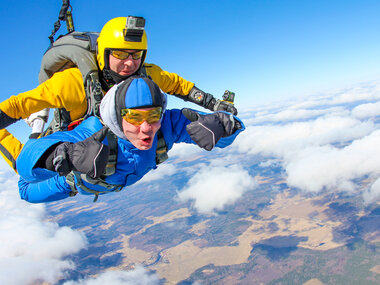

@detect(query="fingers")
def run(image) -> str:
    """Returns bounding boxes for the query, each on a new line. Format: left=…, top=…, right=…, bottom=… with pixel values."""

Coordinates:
left=214, top=100, right=238, bottom=115
left=91, top=144, right=110, bottom=178
left=186, top=112, right=225, bottom=151
left=229, top=105, right=238, bottom=116
left=91, top=126, right=109, bottom=142
left=182, top=108, right=200, bottom=122
left=70, top=137, right=110, bottom=179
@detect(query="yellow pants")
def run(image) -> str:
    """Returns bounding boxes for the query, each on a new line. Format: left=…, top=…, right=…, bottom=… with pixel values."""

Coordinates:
left=0, top=129, right=23, bottom=172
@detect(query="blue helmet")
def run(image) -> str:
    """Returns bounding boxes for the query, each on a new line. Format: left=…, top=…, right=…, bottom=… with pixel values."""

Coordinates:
left=115, top=75, right=167, bottom=128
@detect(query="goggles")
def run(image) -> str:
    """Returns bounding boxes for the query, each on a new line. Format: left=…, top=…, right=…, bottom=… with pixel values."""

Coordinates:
left=110, top=49, right=144, bottom=60
left=121, top=107, right=162, bottom=126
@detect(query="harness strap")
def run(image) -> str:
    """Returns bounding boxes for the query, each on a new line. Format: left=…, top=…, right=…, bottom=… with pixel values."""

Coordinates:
left=84, top=71, right=104, bottom=119
left=156, top=129, right=168, bottom=165
left=66, top=171, right=123, bottom=202
left=104, top=130, right=118, bottom=176
left=48, top=0, right=74, bottom=44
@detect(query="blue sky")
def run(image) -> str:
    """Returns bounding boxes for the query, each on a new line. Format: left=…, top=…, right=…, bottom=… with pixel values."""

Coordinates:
left=1, top=0, right=380, bottom=139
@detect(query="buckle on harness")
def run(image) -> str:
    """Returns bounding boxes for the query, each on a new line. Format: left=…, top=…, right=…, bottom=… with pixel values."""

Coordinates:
left=67, top=118, right=84, bottom=131
left=66, top=172, right=78, bottom=197
left=66, top=171, right=123, bottom=202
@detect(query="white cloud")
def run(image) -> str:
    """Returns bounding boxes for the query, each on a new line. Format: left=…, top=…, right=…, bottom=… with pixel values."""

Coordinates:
left=352, top=101, right=380, bottom=119
left=329, top=84, right=380, bottom=105
left=234, top=81, right=380, bottom=203
left=235, top=115, right=375, bottom=158
left=0, top=168, right=88, bottom=285
left=168, top=142, right=203, bottom=158
left=249, top=106, right=348, bottom=125
left=285, top=130, right=380, bottom=193
left=363, top=178, right=380, bottom=204
left=137, top=163, right=177, bottom=184
left=178, top=161, right=256, bottom=215
left=63, top=265, right=160, bottom=285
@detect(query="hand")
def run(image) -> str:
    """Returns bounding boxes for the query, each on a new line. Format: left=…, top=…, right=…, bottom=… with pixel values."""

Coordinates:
left=182, top=108, right=238, bottom=151
left=213, top=99, right=238, bottom=115
left=53, top=127, right=110, bottom=178
left=186, top=86, right=238, bottom=115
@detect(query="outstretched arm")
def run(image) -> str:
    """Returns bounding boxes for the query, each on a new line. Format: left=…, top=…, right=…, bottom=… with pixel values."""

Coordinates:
left=182, top=108, right=244, bottom=150
left=16, top=118, right=109, bottom=203
left=16, top=117, right=104, bottom=182
left=161, top=109, right=244, bottom=151
left=145, top=63, right=238, bottom=115
left=36, top=127, right=109, bottom=179
left=0, top=68, right=87, bottom=129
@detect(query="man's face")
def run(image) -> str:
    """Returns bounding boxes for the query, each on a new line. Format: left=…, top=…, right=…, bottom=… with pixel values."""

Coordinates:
left=122, top=107, right=161, bottom=150
left=108, top=49, right=143, bottom=76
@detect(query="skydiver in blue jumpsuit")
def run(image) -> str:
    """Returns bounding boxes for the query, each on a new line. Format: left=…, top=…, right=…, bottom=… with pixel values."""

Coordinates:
left=16, top=76, right=245, bottom=203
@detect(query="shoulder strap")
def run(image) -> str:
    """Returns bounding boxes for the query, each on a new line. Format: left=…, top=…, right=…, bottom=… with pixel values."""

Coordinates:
left=104, top=129, right=118, bottom=176
left=137, top=65, right=148, bottom=77
left=156, top=129, right=168, bottom=165
left=83, top=70, right=103, bottom=119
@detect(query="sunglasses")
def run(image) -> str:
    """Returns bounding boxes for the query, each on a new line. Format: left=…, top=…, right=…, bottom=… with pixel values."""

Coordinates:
left=121, top=107, right=162, bottom=126
left=110, top=50, right=144, bottom=60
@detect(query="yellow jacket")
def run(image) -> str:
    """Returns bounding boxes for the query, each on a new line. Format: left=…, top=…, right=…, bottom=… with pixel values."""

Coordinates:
left=0, top=63, right=195, bottom=170
left=0, top=63, right=195, bottom=121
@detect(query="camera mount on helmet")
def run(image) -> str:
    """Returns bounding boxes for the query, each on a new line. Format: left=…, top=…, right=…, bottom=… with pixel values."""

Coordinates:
left=123, top=16, right=146, bottom=42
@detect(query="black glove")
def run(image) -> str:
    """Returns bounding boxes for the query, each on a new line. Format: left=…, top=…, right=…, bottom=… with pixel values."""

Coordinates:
left=50, top=127, right=110, bottom=178
left=186, top=86, right=238, bottom=115
left=182, top=108, right=239, bottom=151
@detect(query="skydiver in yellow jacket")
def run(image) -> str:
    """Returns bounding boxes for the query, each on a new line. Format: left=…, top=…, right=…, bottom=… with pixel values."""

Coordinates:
left=0, top=17, right=237, bottom=170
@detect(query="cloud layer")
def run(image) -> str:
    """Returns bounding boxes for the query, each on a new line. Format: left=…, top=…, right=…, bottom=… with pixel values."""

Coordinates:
left=233, top=80, right=380, bottom=202
left=0, top=169, right=88, bottom=285
left=0, top=169, right=160, bottom=285
left=2, top=80, right=380, bottom=283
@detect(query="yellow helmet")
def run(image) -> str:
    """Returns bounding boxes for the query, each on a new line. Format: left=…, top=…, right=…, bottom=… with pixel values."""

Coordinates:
left=97, top=17, right=148, bottom=71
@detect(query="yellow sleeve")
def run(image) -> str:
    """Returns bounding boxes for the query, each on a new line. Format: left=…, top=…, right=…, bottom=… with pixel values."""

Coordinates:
left=0, top=68, right=88, bottom=121
left=144, top=63, right=195, bottom=96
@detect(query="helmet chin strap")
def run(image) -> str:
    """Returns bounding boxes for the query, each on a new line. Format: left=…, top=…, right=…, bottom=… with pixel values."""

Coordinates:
left=108, top=69, right=130, bottom=84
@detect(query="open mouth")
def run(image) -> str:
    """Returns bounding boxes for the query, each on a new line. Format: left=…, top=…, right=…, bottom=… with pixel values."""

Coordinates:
left=141, top=137, right=152, bottom=145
